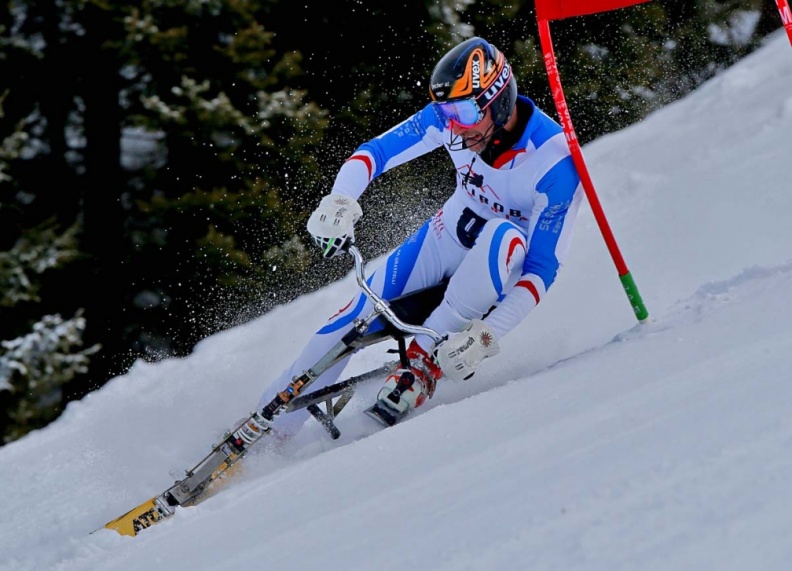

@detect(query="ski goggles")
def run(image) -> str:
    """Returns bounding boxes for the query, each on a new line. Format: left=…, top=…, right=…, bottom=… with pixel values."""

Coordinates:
left=434, top=97, right=486, bottom=128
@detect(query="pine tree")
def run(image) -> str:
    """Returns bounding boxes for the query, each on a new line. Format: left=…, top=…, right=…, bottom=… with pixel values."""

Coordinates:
left=0, top=220, right=98, bottom=443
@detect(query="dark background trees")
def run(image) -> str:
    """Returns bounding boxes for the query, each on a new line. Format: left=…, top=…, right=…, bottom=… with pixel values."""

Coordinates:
left=0, top=0, right=781, bottom=443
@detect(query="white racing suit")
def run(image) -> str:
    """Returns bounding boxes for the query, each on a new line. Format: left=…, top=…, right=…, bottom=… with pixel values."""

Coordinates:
left=260, top=96, right=583, bottom=434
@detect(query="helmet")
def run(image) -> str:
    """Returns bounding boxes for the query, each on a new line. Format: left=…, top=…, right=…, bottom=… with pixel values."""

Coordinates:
left=429, top=37, right=517, bottom=127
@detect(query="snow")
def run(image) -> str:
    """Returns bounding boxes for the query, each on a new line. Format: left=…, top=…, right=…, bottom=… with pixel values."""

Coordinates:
left=2, top=29, right=792, bottom=571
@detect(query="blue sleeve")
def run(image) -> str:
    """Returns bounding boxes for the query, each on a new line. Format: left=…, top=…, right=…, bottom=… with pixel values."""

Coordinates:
left=522, top=155, right=580, bottom=289
left=355, top=104, right=445, bottom=180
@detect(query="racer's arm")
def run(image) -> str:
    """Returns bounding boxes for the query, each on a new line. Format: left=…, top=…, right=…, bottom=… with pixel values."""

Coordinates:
left=483, top=155, right=582, bottom=339
left=307, top=105, right=445, bottom=257
left=331, top=104, right=445, bottom=200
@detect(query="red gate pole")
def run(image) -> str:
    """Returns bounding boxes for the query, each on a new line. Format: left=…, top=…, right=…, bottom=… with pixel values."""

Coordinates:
left=777, top=0, right=792, bottom=46
left=535, top=1, right=651, bottom=321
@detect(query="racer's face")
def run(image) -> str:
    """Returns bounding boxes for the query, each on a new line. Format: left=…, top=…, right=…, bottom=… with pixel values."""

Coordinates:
left=448, top=107, right=495, bottom=153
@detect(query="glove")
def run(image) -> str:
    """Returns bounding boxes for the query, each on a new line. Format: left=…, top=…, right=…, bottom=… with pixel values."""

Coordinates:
left=306, top=194, right=363, bottom=258
left=433, top=320, right=500, bottom=381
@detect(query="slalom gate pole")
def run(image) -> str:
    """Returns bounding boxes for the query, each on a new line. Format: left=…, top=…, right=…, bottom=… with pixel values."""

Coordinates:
left=778, top=0, right=792, bottom=46
left=535, top=4, right=650, bottom=322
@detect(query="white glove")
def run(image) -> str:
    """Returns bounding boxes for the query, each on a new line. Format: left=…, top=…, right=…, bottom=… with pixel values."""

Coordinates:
left=306, top=194, right=363, bottom=258
left=433, top=320, right=500, bottom=381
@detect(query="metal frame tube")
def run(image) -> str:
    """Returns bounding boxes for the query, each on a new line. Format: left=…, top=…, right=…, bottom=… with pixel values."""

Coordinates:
left=347, top=245, right=444, bottom=344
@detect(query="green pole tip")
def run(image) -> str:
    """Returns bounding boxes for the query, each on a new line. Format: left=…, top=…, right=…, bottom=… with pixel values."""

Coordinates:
left=619, top=271, right=649, bottom=322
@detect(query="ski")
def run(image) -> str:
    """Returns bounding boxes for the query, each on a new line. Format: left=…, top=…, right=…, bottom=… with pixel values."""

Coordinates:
left=97, top=413, right=268, bottom=537
left=98, top=365, right=393, bottom=537
left=97, top=245, right=444, bottom=537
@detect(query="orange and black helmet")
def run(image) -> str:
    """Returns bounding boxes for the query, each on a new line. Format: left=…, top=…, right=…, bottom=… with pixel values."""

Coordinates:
left=429, top=37, right=517, bottom=126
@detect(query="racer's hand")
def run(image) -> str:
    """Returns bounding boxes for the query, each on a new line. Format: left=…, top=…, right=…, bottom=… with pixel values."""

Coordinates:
left=306, top=194, right=363, bottom=258
left=433, top=320, right=500, bottom=381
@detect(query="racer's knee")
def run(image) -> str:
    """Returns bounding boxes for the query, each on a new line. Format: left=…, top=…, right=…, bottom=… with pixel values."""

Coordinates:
left=474, top=219, right=527, bottom=284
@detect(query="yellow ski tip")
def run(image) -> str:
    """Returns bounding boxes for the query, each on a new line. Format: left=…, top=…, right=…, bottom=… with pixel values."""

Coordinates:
left=102, top=497, right=166, bottom=537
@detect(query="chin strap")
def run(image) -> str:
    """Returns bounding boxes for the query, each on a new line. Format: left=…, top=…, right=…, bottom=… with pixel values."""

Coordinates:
left=445, top=121, right=505, bottom=153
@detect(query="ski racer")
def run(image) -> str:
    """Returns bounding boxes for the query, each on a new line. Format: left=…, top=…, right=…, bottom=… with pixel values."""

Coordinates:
left=253, top=36, right=583, bottom=433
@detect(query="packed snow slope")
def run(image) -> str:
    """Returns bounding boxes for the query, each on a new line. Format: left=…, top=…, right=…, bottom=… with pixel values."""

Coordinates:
left=1, top=30, right=791, bottom=571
